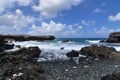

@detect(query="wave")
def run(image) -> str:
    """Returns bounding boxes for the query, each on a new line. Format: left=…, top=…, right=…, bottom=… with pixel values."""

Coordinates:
left=57, top=41, right=76, bottom=44
left=12, top=41, right=88, bottom=61
left=11, top=40, right=120, bottom=61
left=86, top=40, right=101, bottom=44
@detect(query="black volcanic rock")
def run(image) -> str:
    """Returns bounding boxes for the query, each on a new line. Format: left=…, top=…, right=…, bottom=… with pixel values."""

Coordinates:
left=101, top=72, right=120, bottom=80
left=0, top=47, right=45, bottom=80
left=100, top=32, right=120, bottom=43
left=80, top=44, right=117, bottom=58
left=66, top=50, right=79, bottom=57
left=0, top=34, right=55, bottom=41
left=0, top=40, right=14, bottom=53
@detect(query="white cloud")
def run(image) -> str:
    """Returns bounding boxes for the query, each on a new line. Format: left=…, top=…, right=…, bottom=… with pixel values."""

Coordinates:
left=108, top=12, right=120, bottom=22
left=17, top=0, right=33, bottom=6
left=94, top=26, right=113, bottom=35
left=0, top=9, right=35, bottom=33
left=28, top=21, right=82, bottom=37
left=93, top=8, right=104, bottom=13
left=0, top=0, right=33, bottom=13
left=81, top=20, right=96, bottom=26
left=32, top=0, right=83, bottom=18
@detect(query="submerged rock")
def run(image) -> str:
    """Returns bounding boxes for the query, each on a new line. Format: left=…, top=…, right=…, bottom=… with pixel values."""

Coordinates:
left=66, top=50, right=79, bottom=57
left=101, top=72, right=120, bottom=80
left=80, top=44, right=117, bottom=59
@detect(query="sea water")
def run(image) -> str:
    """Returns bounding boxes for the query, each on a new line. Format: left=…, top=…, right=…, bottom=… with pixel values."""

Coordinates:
left=11, top=38, right=120, bottom=62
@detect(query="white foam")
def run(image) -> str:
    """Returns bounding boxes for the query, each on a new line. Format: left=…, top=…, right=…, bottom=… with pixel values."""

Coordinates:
left=113, top=46, right=120, bottom=51
left=12, top=41, right=120, bottom=61
left=86, top=40, right=100, bottom=44
left=12, top=41, right=88, bottom=61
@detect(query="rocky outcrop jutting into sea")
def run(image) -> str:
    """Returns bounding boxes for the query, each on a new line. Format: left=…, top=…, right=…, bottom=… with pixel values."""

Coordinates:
left=100, top=32, right=120, bottom=43
left=0, top=34, right=55, bottom=41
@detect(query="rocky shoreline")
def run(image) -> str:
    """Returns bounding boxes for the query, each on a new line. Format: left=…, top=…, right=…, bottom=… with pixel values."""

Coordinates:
left=1, top=32, right=120, bottom=80
left=41, top=58, right=120, bottom=80
left=0, top=46, right=45, bottom=80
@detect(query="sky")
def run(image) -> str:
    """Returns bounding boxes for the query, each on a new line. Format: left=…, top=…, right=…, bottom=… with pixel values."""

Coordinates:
left=0, top=0, right=120, bottom=38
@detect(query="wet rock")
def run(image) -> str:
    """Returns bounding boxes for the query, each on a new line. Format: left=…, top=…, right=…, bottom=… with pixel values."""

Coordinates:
left=101, top=72, right=120, bottom=80
left=0, top=47, right=41, bottom=64
left=66, top=50, right=79, bottom=57
left=25, top=47, right=41, bottom=58
left=60, top=47, right=64, bottom=50
left=0, top=41, right=14, bottom=53
left=80, top=44, right=117, bottom=58
left=15, top=45, right=21, bottom=48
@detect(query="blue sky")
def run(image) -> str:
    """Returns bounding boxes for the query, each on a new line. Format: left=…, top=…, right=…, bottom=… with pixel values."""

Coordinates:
left=0, top=0, right=120, bottom=38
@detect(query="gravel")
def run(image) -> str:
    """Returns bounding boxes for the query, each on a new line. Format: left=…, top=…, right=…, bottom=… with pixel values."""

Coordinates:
left=39, top=59, right=120, bottom=80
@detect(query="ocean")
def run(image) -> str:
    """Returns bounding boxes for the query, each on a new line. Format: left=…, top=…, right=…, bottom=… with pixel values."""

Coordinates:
left=11, top=38, right=120, bottom=62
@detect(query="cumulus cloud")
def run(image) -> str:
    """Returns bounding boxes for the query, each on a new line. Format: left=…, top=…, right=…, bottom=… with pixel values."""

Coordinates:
left=108, top=12, right=120, bottom=22
left=81, top=20, right=96, bottom=26
left=28, top=21, right=82, bottom=37
left=0, top=0, right=33, bottom=13
left=0, top=9, right=35, bottom=34
left=32, top=0, right=83, bottom=18
left=94, top=26, right=113, bottom=35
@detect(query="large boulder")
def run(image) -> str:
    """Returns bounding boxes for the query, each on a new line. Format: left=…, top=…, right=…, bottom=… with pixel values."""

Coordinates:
left=66, top=50, right=79, bottom=57
left=100, top=32, right=120, bottom=43
left=0, top=47, right=45, bottom=80
left=101, top=72, right=120, bottom=80
left=0, top=47, right=41, bottom=64
left=80, top=44, right=117, bottom=58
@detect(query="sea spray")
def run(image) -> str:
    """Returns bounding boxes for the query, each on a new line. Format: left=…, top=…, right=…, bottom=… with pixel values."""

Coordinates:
left=11, top=38, right=120, bottom=61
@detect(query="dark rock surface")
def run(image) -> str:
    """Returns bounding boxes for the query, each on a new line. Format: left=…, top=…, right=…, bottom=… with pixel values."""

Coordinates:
left=0, top=41, right=14, bottom=52
left=41, top=59, right=120, bottom=80
left=101, top=72, right=120, bottom=80
left=0, top=34, right=55, bottom=41
left=80, top=44, right=117, bottom=58
left=100, top=32, right=120, bottom=43
left=0, top=47, right=45, bottom=80
left=66, top=50, right=79, bottom=57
